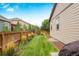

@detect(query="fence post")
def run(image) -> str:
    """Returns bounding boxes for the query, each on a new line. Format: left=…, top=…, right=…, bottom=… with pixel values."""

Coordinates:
left=1, top=33, right=5, bottom=54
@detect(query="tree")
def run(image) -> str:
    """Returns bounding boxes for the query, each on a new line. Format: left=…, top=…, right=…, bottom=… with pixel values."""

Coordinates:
left=41, top=19, right=49, bottom=31
left=27, top=24, right=32, bottom=32
left=23, top=24, right=28, bottom=31
left=27, top=24, right=40, bottom=33
left=14, top=22, right=22, bottom=32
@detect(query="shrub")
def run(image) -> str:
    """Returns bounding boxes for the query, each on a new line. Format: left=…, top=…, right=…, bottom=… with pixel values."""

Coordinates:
left=19, top=35, right=28, bottom=45
left=2, top=25, right=10, bottom=32
left=2, top=41, right=16, bottom=56
left=3, top=47, right=15, bottom=56
left=21, top=35, right=27, bottom=41
left=27, top=32, right=35, bottom=41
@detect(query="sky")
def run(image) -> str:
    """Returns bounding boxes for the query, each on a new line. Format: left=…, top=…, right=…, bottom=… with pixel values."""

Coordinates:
left=0, top=3, right=54, bottom=26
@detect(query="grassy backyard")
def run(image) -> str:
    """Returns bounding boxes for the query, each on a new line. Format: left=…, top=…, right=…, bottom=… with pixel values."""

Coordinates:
left=15, top=35, right=58, bottom=56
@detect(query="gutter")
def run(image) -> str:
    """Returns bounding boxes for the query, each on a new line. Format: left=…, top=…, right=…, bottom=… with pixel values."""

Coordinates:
left=49, top=3, right=57, bottom=22
left=0, top=19, right=11, bottom=24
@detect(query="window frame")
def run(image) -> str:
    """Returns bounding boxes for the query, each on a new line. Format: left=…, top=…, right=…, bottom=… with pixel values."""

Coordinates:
left=56, top=16, right=60, bottom=31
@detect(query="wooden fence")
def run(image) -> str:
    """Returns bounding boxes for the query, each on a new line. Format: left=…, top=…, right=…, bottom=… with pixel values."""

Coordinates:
left=0, top=31, right=29, bottom=53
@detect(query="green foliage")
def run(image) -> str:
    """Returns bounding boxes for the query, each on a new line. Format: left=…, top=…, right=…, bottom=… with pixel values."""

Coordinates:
left=41, top=19, right=49, bottom=31
left=27, top=24, right=32, bottom=32
left=23, top=24, right=28, bottom=31
left=16, top=35, right=58, bottom=56
left=14, top=22, right=22, bottom=32
left=27, top=34, right=34, bottom=41
left=27, top=24, right=40, bottom=33
left=33, top=26, right=40, bottom=34
left=2, top=47, right=15, bottom=56
left=2, top=25, right=10, bottom=32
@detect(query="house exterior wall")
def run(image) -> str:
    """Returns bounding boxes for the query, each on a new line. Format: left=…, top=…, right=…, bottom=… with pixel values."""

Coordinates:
left=51, top=3, right=70, bottom=19
left=10, top=19, right=30, bottom=31
left=0, top=16, right=11, bottom=32
left=50, top=3, right=79, bottom=44
left=11, top=20, right=29, bottom=28
left=0, top=21, right=11, bottom=32
left=0, top=21, right=4, bottom=31
left=4, top=22, right=11, bottom=31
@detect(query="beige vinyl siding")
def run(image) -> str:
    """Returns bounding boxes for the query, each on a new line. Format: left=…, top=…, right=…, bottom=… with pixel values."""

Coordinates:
left=50, top=3, right=79, bottom=44
left=51, top=3, right=70, bottom=19
left=11, top=20, right=29, bottom=29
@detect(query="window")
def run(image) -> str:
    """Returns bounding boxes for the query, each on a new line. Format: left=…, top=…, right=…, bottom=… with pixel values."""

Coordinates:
left=56, top=16, right=60, bottom=31
left=51, top=24, right=52, bottom=30
left=56, top=23, right=59, bottom=31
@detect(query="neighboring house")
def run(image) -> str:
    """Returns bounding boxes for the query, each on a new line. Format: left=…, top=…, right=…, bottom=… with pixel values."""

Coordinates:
left=10, top=18, right=30, bottom=31
left=49, top=3, right=79, bottom=44
left=0, top=15, right=11, bottom=32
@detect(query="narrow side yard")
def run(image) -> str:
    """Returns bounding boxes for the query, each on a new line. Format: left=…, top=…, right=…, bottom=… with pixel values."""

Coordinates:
left=15, top=35, right=58, bottom=56
left=0, top=18, right=59, bottom=56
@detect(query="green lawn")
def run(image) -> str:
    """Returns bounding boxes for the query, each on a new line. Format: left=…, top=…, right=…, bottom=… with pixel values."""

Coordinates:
left=15, top=35, right=58, bottom=56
